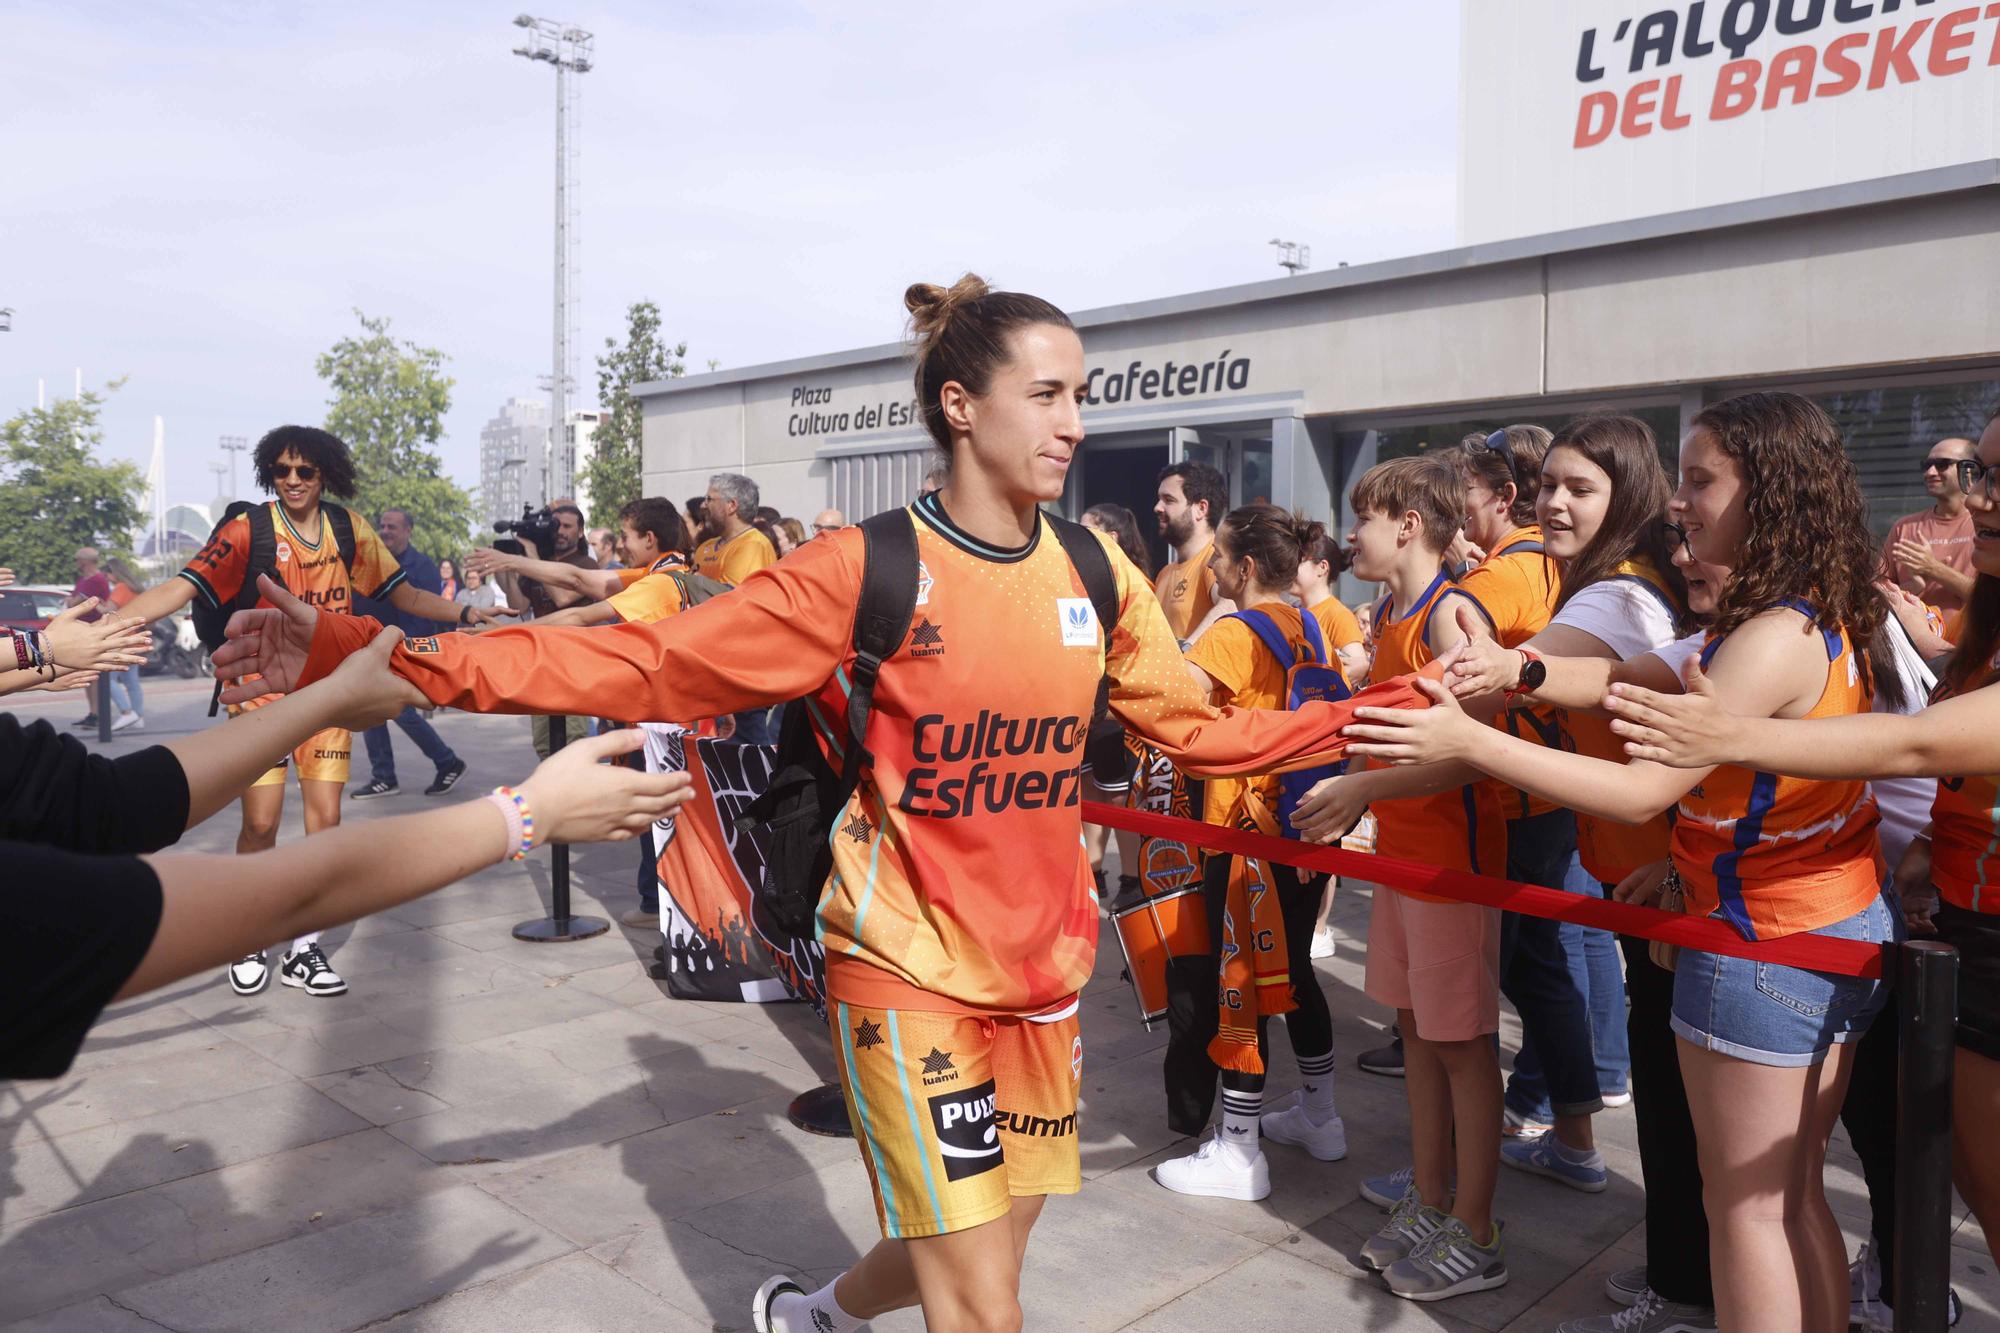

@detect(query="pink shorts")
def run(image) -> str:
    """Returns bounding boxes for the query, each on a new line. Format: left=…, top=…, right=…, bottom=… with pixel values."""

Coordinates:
left=1363, top=888, right=1501, bottom=1042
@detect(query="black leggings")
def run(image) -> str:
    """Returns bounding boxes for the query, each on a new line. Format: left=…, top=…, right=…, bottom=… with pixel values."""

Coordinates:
left=1164, top=854, right=1333, bottom=1131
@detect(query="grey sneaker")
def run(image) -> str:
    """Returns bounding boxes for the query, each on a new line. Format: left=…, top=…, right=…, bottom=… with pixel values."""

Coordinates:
left=1606, top=1264, right=1648, bottom=1306
left=1555, top=1286, right=1717, bottom=1331
left=1359, top=1186, right=1446, bottom=1272
left=1382, top=1215, right=1508, bottom=1301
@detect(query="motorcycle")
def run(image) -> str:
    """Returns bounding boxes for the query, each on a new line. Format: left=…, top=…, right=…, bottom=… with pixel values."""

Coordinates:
left=144, top=616, right=209, bottom=679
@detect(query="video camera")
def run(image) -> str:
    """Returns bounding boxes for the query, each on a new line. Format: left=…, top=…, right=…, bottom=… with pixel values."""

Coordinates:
left=493, top=505, right=561, bottom=560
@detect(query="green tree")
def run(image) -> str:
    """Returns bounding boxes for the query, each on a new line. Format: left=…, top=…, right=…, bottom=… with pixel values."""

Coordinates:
left=317, top=310, right=478, bottom=560
left=0, top=382, right=147, bottom=583
left=583, top=300, right=688, bottom=524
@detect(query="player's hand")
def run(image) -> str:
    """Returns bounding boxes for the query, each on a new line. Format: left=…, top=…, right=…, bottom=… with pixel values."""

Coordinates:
left=1610, top=860, right=1669, bottom=907
left=1442, top=604, right=1520, bottom=701
left=516, top=729, right=693, bottom=845
left=29, top=669, right=99, bottom=694
left=464, top=547, right=522, bottom=578
left=42, top=599, right=153, bottom=671
left=1342, top=676, right=1478, bottom=765
left=214, top=575, right=318, bottom=703
left=1292, top=771, right=1372, bottom=845
left=1604, top=655, right=1733, bottom=768
left=1893, top=838, right=1938, bottom=936
left=464, top=605, right=518, bottom=627
left=313, top=625, right=429, bottom=730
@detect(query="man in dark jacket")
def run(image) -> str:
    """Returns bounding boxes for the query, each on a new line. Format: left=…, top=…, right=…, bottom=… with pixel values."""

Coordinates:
left=350, top=508, right=466, bottom=799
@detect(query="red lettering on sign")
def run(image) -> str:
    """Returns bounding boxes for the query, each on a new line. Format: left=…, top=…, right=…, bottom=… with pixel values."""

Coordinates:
left=1621, top=79, right=1661, bottom=137
left=1574, top=91, right=1617, bottom=147
left=1660, top=74, right=1693, bottom=129
left=1868, top=19, right=1933, bottom=89
left=1817, top=31, right=1869, bottom=95
left=1711, top=57, right=1762, bottom=119
left=1763, top=45, right=1817, bottom=108
left=1928, top=7, right=1981, bottom=76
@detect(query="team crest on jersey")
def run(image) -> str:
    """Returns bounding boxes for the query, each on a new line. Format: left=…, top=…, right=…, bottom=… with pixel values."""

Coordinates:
left=1170, top=576, right=1189, bottom=600
left=915, top=560, right=933, bottom=607
left=1056, top=597, right=1098, bottom=648
left=275, top=540, right=292, bottom=565
left=1071, top=1034, right=1083, bottom=1080
left=406, top=636, right=441, bottom=653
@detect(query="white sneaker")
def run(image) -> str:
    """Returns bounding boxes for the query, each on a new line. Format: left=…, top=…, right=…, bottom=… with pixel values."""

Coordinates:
left=279, top=944, right=348, bottom=996
left=111, top=712, right=142, bottom=732
left=227, top=951, right=269, bottom=995
left=1309, top=926, right=1336, bottom=958
left=1154, top=1133, right=1270, bottom=1200
left=1260, top=1098, right=1348, bottom=1161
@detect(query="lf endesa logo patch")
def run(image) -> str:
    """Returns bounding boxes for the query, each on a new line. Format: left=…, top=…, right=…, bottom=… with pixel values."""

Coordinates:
left=928, top=1078, right=1002, bottom=1181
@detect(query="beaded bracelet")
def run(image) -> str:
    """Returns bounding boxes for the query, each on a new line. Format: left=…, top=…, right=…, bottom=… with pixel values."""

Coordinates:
left=486, top=786, right=535, bottom=861
left=10, top=630, right=28, bottom=672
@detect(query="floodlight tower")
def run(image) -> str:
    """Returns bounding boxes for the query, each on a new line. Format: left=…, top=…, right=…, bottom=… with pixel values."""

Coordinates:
left=512, top=15, right=592, bottom=504
left=1268, top=239, right=1311, bottom=276
left=218, top=435, right=248, bottom=499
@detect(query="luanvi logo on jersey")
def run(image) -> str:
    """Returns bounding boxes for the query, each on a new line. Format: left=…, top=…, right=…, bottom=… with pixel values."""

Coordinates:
left=852, top=1017, right=884, bottom=1051
left=919, top=1046, right=958, bottom=1085
left=928, top=1078, right=1001, bottom=1181
left=909, top=618, right=944, bottom=658
left=1056, top=597, right=1098, bottom=648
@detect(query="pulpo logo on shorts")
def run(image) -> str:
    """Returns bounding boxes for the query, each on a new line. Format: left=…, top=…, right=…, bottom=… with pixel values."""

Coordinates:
left=927, top=1078, right=1002, bottom=1181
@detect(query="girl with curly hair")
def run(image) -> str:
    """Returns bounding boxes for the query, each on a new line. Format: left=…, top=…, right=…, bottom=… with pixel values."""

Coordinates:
left=1339, top=392, right=1902, bottom=1331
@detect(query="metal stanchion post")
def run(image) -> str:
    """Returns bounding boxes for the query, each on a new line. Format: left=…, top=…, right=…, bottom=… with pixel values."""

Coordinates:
left=96, top=673, right=112, bottom=744
left=1893, top=939, right=1959, bottom=1333
left=513, top=715, right=610, bottom=943
left=787, top=1084, right=853, bottom=1138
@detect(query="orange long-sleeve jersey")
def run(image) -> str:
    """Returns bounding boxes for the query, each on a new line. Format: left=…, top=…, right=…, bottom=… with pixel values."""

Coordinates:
left=295, top=498, right=1431, bottom=1016
left=1456, top=525, right=1562, bottom=821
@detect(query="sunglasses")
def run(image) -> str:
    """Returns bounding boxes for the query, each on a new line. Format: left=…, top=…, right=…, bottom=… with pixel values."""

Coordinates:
left=273, top=464, right=319, bottom=482
left=1954, top=458, right=2000, bottom=501
left=1478, top=429, right=1513, bottom=464
left=1920, top=457, right=1959, bottom=473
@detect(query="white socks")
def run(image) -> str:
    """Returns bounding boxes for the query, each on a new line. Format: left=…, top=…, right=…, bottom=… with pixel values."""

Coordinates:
left=772, top=1278, right=864, bottom=1332
left=1298, top=1050, right=1338, bottom=1123
left=1219, top=1087, right=1263, bottom=1163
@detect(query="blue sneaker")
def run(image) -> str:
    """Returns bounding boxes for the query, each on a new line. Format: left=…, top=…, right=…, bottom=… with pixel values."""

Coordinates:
left=1500, top=1130, right=1608, bottom=1193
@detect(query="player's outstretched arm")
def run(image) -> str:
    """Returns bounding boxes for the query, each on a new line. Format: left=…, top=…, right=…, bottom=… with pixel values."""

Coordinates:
left=121, top=731, right=691, bottom=1002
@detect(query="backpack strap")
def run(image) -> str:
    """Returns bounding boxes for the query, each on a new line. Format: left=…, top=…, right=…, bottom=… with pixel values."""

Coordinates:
left=1227, top=608, right=1300, bottom=672
left=240, top=504, right=279, bottom=611
left=1296, top=605, right=1329, bottom=666
left=322, top=503, right=358, bottom=573
left=842, top=510, right=923, bottom=788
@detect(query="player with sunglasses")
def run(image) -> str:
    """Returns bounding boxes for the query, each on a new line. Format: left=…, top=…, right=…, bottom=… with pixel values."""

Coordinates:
left=119, top=426, right=509, bottom=1002
left=1882, top=436, right=1981, bottom=615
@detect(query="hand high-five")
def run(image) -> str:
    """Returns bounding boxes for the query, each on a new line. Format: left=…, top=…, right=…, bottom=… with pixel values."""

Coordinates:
left=1442, top=602, right=1521, bottom=701
left=42, top=598, right=152, bottom=672
left=211, top=575, right=323, bottom=704
left=1602, top=654, right=1733, bottom=767
left=1341, top=675, right=1479, bottom=766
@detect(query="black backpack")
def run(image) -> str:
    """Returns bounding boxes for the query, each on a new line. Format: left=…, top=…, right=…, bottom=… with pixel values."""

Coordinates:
left=739, top=507, right=1121, bottom=936
left=191, top=501, right=357, bottom=713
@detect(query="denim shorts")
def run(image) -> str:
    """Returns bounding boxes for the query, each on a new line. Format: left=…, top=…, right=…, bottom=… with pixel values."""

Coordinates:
left=1670, top=892, right=1899, bottom=1068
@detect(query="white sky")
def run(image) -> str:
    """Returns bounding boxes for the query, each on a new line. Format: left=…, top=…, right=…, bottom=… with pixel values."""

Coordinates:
left=5, top=1, right=1461, bottom=514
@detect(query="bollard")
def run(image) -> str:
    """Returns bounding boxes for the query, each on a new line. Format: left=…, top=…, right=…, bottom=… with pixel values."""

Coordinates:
left=1892, top=939, right=1959, bottom=1333
left=513, top=715, right=610, bottom=943
left=96, top=673, right=112, bottom=744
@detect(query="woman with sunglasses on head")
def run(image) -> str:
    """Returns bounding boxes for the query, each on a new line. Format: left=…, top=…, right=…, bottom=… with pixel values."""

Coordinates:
left=1601, top=409, right=2000, bottom=1291
left=118, top=427, right=512, bottom=1001
left=1341, top=393, right=1909, bottom=1333
left=1297, top=413, right=1703, bottom=1330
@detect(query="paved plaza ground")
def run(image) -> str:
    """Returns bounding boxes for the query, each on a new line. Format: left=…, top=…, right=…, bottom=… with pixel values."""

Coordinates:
left=4, top=679, right=1997, bottom=1330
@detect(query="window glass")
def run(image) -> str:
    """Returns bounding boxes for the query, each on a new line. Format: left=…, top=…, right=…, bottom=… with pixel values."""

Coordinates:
left=1807, top=380, right=2000, bottom=539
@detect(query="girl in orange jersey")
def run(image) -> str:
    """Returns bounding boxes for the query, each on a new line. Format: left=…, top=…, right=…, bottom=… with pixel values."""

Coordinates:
left=1603, top=405, right=2000, bottom=1280
left=1154, top=504, right=1347, bottom=1202
left=1291, top=524, right=1364, bottom=958
left=211, top=276, right=1429, bottom=1333
left=1343, top=393, right=1906, bottom=1333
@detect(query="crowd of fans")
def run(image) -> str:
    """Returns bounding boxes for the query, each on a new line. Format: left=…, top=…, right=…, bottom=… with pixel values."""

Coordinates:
left=4, top=273, right=1997, bottom=1333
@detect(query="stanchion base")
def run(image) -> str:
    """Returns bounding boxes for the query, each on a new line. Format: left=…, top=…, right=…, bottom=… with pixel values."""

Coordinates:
left=787, top=1083, right=853, bottom=1137
left=512, top=915, right=610, bottom=943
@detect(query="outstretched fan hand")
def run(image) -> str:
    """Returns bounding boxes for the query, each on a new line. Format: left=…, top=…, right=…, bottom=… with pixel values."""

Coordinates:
left=212, top=575, right=321, bottom=704
left=1603, top=653, right=1732, bottom=767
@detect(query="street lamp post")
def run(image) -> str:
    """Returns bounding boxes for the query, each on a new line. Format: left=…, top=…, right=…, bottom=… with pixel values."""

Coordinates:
left=512, top=15, right=592, bottom=509
left=218, top=435, right=248, bottom=501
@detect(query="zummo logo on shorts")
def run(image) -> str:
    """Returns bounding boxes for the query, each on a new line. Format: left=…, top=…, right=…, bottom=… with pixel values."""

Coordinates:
left=928, top=1079, right=1002, bottom=1181
left=898, top=711, right=1090, bottom=819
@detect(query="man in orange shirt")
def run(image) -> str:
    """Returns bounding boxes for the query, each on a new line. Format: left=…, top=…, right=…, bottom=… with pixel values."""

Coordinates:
left=1152, top=460, right=1228, bottom=643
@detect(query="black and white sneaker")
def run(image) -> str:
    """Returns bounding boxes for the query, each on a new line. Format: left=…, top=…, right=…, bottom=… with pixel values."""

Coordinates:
left=280, top=945, right=348, bottom=996
left=751, top=1274, right=806, bottom=1333
left=1358, top=1028, right=1406, bottom=1078
left=227, top=951, right=270, bottom=995
left=425, top=758, right=467, bottom=796
left=350, top=779, right=398, bottom=800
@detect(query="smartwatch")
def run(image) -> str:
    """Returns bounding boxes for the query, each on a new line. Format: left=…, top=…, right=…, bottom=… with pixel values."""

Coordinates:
left=459, top=605, right=474, bottom=625
left=1508, top=648, right=1547, bottom=698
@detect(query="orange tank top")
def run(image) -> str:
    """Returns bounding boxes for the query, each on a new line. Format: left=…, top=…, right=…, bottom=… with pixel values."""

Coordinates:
left=1370, top=571, right=1508, bottom=886
left=1673, top=603, right=1882, bottom=941
left=1559, top=560, right=1682, bottom=885
left=1930, top=668, right=2000, bottom=914
left=1458, top=526, right=1563, bottom=821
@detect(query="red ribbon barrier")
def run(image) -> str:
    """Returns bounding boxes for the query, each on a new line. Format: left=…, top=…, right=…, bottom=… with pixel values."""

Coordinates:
left=1083, top=801, right=1888, bottom=980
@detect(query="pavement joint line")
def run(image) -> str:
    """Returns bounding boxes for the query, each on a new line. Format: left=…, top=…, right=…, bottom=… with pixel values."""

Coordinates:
left=101, top=1294, right=184, bottom=1333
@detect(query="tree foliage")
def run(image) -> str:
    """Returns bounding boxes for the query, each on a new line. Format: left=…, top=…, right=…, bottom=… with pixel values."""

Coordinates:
left=0, top=383, right=147, bottom=583
left=583, top=300, right=687, bottom=524
left=317, top=310, right=478, bottom=560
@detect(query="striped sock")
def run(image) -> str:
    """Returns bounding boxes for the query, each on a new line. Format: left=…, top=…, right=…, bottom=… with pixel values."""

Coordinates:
left=1220, top=1088, right=1262, bottom=1162
left=1297, top=1050, right=1338, bottom=1123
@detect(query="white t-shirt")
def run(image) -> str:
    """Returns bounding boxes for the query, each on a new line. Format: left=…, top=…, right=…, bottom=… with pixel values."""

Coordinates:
left=1550, top=578, right=1682, bottom=661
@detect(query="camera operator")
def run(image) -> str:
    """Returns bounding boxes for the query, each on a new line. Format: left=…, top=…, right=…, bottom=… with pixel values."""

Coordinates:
left=475, top=500, right=599, bottom=758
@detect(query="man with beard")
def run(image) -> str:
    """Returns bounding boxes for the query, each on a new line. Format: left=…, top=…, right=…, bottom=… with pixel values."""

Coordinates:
left=1152, top=460, right=1229, bottom=644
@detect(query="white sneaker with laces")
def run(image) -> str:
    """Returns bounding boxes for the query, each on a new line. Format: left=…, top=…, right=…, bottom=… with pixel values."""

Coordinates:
left=111, top=712, right=142, bottom=732
left=1309, top=926, right=1336, bottom=958
left=280, top=944, right=348, bottom=996
left=1154, top=1133, right=1270, bottom=1200
left=1260, top=1098, right=1347, bottom=1161
left=227, top=951, right=269, bottom=996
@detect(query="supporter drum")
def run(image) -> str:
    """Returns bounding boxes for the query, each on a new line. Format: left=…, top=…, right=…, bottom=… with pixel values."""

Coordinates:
left=1111, top=888, right=1209, bottom=1028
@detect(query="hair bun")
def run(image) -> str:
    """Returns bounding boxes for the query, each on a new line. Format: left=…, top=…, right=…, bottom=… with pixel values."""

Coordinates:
left=904, top=273, right=991, bottom=339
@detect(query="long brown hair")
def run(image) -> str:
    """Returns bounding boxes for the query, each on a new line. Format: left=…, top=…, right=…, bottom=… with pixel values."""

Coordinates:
left=1083, top=502, right=1154, bottom=580
left=1692, top=392, right=1901, bottom=708
left=1939, top=406, right=2000, bottom=695
left=1546, top=413, right=1689, bottom=628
